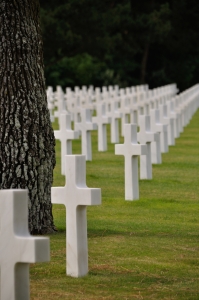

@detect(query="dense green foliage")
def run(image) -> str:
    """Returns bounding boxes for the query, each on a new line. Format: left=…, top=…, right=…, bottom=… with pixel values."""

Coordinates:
left=40, top=0, right=199, bottom=91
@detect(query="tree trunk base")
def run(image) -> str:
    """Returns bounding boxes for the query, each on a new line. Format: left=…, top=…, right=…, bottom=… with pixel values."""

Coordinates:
left=31, top=226, right=58, bottom=235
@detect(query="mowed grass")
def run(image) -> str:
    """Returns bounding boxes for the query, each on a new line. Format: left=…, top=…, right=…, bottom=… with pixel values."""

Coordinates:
left=30, top=109, right=199, bottom=300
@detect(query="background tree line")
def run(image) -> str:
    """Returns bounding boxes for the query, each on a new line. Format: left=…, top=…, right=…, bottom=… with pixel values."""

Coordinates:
left=40, top=0, right=199, bottom=92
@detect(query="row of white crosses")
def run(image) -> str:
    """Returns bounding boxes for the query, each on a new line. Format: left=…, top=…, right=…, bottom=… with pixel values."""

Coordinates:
left=47, top=83, right=177, bottom=124
left=50, top=82, right=199, bottom=232
left=51, top=83, right=198, bottom=149
left=115, top=84, right=199, bottom=200
left=1, top=84, right=198, bottom=299
left=50, top=83, right=178, bottom=168
left=49, top=83, right=199, bottom=176
left=0, top=85, right=199, bottom=300
left=54, top=87, right=176, bottom=156
left=0, top=155, right=101, bottom=299
left=50, top=83, right=199, bottom=205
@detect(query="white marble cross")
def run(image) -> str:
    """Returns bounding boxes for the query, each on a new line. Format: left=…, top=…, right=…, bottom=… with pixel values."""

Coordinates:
left=137, top=115, right=159, bottom=179
left=119, top=95, right=131, bottom=136
left=115, top=124, right=147, bottom=200
left=54, top=112, right=79, bottom=175
left=0, top=189, right=50, bottom=300
left=107, top=100, right=122, bottom=143
left=48, top=101, right=55, bottom=123
left=51, top=155, right=101, bottom=277
left=54, top=85, right=66, bottom=124
left=157, top=104, right=169, bottom=153
left=150, top=109, right=167, bottom=164
left=75, top=108, right=97, bottom=161
left=166, top=99, right=179, bottom=140
left=92, top=103, right=110, bottom=151
left=159, top=103, right=175, bottom=146
left=129, top=92, right=139, bottom=124
left=47, top=87, right=55, bottom=123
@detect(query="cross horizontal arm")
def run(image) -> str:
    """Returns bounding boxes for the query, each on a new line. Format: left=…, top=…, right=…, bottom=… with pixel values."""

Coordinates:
left=16, top=237, right=50, bottom=263
left=115, top=144, right=147, bottom=156
left=74, top=188, right=101, bottom=206
left=51, top=187, right=66, bottom=206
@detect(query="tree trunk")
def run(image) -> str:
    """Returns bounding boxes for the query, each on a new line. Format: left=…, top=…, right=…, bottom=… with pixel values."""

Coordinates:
left=0, top=0, right=56, bottom=234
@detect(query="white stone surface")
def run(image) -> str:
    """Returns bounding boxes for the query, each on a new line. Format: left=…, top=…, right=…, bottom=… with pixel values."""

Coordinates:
left=150, top=109, right=167, bottom=164
left=51, top=155, right=101, bottom=277
left=158, top=104, right=169, bottom=152
left=167, top=98, right=180, bottom=139
left=119, top=95, right=131, bottom=136
left=107, top=100, right=122, bottom=143
left=128, top=92, right=139, bottom=124
left=115, top=124, right=147, bottom=200
left=75, top=108, right=97, bottom=161
left=0, top=190, right=50, bottom=300
left=92, top=103, right=110, bottom=151
left=54, top=112, right=79, bottom=175
left=47, top=86, right=55, bottom=123
left=54, top=85, right=66, bottom=123
left=48, top=101, right=55, bottom=123
left=137, top=115, right=159, bottom=179
left=159, top=103, right=175, bottom=146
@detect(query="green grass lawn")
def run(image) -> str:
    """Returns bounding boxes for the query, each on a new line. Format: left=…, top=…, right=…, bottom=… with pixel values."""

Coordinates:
left=31, top=109, right=199, bottom=300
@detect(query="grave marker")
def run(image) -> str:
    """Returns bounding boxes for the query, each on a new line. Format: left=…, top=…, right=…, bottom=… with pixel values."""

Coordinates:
left=54, top=112, right=79, bottom=175
left=167, top=98, right=180, bottom=139
left=107, top=100, right=122, bottom=143
left=119, top=95, right=131, bottom=136
left=92, top=103, right=110, bottom=151
left=115, top=124, right=147, bottom=200
left=137, top=115, right=159, bottom=179
left=75, top=108, right=97, bottom=161
left=51, top=155, right=101, bottom=277
left=159, top=103, right=175, bottom=146
left=150, top=109, right=167, bottom=164
left=54, top=85, right=66, bottom=124
left=0, top=190, right=50, bottom=300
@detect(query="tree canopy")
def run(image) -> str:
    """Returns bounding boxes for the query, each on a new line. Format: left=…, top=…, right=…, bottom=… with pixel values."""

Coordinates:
left=40, top=0, right=199, bottom=91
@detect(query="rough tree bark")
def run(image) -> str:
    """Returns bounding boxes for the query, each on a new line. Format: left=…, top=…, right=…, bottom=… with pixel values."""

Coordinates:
left=0, top=0, right=56, bottom=234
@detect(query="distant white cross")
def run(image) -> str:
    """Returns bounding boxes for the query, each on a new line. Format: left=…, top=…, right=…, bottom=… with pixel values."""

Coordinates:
left=159, top=103, right=175, bottom=146
left=119, top=95, right=131, bottom=136
left=54, top=85, right=66, bottom=124
left=107, top=100, right=122, bottom=143
left=0, top=190, right=50, bottom=300
left=92, top=103, right=110, bottom=151
left=166, top=99, right=179, bottom=140
left=54, top=112, right=79, bottom=175
left=157, top=104, right=169, bottom=153
left=150, top=109, right=167, bottom=164
left=75, top=108, right=97, bottom=161
left=137, top=115, right=159, bottom=179
left=115, top=124, right=147, bottom=200
left=51, top=155, right=101, bottom=277
left=128, top=92, right=139, bottom=124
left=47, top=99, right=55, bottom=123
